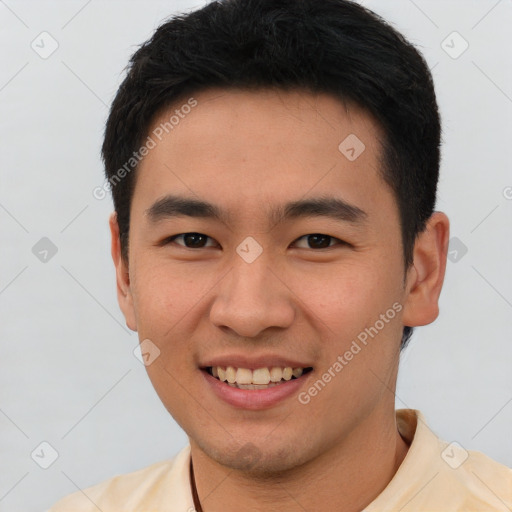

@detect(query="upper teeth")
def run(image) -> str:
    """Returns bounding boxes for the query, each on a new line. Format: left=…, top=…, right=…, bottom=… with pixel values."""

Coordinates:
left=212, top=366, right=304, bottom=385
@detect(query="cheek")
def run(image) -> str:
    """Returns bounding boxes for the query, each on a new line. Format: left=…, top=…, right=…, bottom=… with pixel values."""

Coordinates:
left=130, top=263, right=201, bottom=415
left=296, top=259, right=400, bottom=337
left=131, top=261, right=200, bottom=326
left=296, top=264, right=404, bottom=407
left=129, top=263, right=205, bottom=365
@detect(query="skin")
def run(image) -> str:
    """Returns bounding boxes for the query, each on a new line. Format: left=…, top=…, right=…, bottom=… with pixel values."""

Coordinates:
left=110, top=88, right=449, bottom=511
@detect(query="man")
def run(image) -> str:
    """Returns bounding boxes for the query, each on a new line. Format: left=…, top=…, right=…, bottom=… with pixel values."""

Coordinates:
left=49, top=0, right=512, bottom=510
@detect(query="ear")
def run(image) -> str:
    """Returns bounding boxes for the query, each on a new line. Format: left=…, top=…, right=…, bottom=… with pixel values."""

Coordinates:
left=402, top=212, right=450, bottom=327
left=109, top=212, right=137, bottom=331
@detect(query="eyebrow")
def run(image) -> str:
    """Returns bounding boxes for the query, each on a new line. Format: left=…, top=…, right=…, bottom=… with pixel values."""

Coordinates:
left=145, top=194, right=367, bottom=228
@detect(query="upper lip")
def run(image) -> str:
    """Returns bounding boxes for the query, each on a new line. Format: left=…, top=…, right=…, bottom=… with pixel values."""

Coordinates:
left=200, top=354, right=313, bottom=371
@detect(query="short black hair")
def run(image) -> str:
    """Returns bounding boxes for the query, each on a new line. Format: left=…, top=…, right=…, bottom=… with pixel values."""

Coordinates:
left=102, top=0, right=442, bottom=351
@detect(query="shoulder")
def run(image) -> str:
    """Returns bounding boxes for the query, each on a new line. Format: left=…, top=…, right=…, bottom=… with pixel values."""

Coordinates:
left=417, top=411, right=512, bottom=510
left=368, top=410, right=512, bottom=511
left=47, top=445, right=191, bottom=512
left=448, top=447, right=512, bottom=509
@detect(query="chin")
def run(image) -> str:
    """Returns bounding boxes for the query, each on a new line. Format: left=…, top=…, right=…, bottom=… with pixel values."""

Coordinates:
left=195, top=436, right=315, bottom=478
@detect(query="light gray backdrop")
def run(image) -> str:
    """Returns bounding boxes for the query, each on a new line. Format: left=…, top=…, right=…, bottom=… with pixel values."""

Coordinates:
left=0, top=1, right=511, bottom=511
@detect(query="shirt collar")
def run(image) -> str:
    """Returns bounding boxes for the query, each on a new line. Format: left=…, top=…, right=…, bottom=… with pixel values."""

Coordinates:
left=364, top=408, right=444, bottom=511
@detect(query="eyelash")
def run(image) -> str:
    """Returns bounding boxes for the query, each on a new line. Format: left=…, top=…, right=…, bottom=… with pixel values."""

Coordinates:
left=162, top=232, right=349, bottom=250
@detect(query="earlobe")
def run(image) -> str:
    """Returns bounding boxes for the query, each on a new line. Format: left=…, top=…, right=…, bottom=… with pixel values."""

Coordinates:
left=109, top=212, right=138, bottom=332
left=402, top=212, right=450, bottom=327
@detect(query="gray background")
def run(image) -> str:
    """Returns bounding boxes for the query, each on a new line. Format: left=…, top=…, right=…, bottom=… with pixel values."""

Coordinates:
left=0, top=1, right=511, bottom=510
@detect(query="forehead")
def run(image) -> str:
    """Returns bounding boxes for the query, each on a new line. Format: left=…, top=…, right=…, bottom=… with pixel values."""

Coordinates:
left=132, top=87, right=397, bottom=229
left=150, top=87, right=382, bottom=150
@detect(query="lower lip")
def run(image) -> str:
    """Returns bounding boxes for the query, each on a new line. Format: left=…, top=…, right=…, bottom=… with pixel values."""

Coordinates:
left=201, top=369, right=313, bottom=410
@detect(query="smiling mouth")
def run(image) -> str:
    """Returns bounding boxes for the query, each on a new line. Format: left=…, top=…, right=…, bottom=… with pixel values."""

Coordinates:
left=203, top=366, right=314, bottom=389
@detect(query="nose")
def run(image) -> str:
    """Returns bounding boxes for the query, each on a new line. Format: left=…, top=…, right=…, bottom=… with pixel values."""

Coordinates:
left=209, top=255, right=295, bottom=338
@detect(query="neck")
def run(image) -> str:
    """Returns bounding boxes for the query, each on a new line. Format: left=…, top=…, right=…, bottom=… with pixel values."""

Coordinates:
left=189, top=408, right=410, bottom=512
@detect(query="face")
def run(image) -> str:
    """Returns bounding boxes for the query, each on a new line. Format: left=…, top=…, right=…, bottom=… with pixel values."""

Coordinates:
left=111, top=88, right=441, bottom=474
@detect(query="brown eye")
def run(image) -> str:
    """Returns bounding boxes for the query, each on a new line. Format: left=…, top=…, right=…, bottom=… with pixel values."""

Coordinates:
left=166, top=233, right=216, bottom=248
left=307, top=234, right=332, bottom=249
left=293, top=234, right=345, bottom=249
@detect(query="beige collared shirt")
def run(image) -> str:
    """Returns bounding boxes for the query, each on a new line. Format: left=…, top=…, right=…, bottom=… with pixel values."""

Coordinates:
left=48, top=409, right=512, bottom=511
